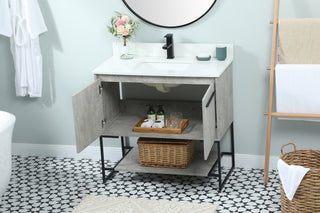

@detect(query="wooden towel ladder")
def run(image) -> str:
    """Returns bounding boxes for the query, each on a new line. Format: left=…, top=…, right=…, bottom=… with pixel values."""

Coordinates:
left=264, top=0, right=320, bottom=184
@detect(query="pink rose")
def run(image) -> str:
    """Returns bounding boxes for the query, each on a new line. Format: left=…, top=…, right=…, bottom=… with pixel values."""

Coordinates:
left=122, top=28, right=129, bottom=36
left=116, top=18, right=124, bottom=26
left=121, top=15, right=130, bottom=23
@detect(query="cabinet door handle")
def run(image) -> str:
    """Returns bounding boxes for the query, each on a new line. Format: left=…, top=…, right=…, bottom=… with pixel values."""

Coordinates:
left=206, top=91, right=216, bottom=108
left=99, top=84, right=103, bottom=95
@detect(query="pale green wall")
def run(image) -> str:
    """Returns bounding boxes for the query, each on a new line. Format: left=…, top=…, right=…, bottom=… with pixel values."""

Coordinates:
left=1, top=0, right=320, bottom=156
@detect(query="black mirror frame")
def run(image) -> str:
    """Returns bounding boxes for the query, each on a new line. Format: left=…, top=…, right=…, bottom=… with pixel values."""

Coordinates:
left=122, top=0, right=217, bottom=28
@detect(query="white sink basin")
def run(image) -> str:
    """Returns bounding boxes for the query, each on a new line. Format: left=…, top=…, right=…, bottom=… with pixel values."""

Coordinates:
left=136, top=60, right=193, bottom=92
left=142, top=61, right=192, bottom=71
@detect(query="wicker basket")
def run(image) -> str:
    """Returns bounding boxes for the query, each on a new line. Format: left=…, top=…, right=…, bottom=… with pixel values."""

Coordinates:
left=280, top=143, right=320, bottom=213
left=137, top=138, right=194, bottom=168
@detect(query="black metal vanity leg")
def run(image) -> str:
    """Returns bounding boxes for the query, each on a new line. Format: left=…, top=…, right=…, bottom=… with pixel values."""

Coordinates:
left=208, top=122, right=235, bottom=192
left=217, top=141, right=222, bottom=191
left=121, top=136, right=125, bottom=157
left=99, top=136, right=106, bottom=183
left=231, top=122, right=235, bottom=168
left=98, top=135, right=134, bottom=183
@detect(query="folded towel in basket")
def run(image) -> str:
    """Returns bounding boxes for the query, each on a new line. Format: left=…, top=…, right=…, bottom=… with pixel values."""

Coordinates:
left=277, top=159, right=310, bottom=201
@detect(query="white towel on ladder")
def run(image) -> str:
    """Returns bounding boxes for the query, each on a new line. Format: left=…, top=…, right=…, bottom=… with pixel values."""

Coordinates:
left=0, top=0, right=47, bottom=97
left=275, top=64, right=320, bottom=121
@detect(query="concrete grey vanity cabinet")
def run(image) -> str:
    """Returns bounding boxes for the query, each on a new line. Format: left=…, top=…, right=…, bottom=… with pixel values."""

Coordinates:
left=72, top=43, right=234, bottom=185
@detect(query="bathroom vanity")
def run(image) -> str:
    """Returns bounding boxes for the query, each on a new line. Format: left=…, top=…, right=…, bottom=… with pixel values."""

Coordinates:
left=72, top=43, right=234, bottom=191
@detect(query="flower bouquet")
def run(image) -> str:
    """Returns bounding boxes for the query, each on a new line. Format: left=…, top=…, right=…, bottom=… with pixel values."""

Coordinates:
left=107, top=12, right=138, bottom=59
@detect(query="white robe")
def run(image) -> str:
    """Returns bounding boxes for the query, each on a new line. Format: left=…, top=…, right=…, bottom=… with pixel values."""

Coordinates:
left=0, top=0, right=47, bottom=97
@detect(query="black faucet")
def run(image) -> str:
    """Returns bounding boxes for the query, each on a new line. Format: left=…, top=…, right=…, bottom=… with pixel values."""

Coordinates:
left=162, top=34, right=174, bottom=59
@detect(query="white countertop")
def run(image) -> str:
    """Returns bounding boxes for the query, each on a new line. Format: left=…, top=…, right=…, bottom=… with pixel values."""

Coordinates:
left=92, top=43, right=233, bottom=78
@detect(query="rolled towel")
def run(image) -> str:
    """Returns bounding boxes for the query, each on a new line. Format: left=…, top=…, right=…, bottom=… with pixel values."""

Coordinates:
left=152, top=120, right=164, bottom=128
left=140, top=119, right=153, bottom=128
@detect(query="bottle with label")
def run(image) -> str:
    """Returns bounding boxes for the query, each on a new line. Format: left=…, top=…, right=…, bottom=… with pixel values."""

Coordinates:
left=147, top=105, right=156, bottom=122
left=157, top=105, right=165, bottom=122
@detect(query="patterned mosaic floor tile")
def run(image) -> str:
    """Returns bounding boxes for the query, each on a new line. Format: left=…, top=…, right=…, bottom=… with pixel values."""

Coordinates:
left=0, top=156, right=281, bottom=213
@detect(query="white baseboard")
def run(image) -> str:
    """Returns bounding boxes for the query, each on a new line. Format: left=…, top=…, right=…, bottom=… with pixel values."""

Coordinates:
left=12, top=143, right=122, bottom=162
left=221, top=154, right=279, bottom=170
left=12, top=143, right=279, bottom=170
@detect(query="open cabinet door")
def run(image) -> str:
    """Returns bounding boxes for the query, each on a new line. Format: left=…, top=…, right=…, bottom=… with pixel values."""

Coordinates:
left=72, top=80, right=104, bottom=153
left=202, top=82, right=216, bottom=160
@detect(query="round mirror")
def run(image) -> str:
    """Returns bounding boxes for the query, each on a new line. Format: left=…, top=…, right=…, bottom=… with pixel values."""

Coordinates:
left=122, top=0, right=217, bottom=28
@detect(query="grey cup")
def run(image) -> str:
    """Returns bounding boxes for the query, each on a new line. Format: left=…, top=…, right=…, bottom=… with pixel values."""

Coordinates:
left=216, top=47, right=227, bottom=61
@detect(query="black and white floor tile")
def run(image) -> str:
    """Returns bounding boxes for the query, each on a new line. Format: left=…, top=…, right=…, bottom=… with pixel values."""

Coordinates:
left=0, top=156, right=281, bottom=213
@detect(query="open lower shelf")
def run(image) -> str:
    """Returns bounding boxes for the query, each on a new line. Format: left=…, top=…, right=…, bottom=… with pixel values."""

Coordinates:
left=114, top=148, right=218, bottom=177
left=103, top=114, right=203, bottom=140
